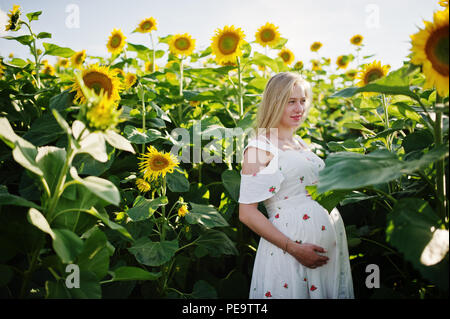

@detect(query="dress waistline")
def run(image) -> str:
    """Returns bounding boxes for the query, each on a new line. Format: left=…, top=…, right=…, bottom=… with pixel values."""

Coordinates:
left=264, top=192, right=314, bottom=212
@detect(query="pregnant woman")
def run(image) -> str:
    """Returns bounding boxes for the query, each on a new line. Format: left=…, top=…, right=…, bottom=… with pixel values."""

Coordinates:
left=238, top=72, right=354, bottom=299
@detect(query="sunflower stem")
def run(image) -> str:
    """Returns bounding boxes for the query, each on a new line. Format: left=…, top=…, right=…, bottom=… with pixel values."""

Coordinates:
left=150, top=33, right=155, bottom=73
left=23, top=21, right=42, bottom=90
left=161, top=176, right=167, bottom=241
left=434, top=93, right=447, bottom=221
left=236, top=57, right=243, bottom=119
left=140, top=83, right=146, bottom=154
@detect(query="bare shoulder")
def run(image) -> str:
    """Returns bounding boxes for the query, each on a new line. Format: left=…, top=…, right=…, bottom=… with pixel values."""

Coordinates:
left=242, top=146, right=274, bottom=175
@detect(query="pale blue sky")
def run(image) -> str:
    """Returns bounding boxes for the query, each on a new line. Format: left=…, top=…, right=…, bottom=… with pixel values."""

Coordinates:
left=0, top=0, right=444, bottom=70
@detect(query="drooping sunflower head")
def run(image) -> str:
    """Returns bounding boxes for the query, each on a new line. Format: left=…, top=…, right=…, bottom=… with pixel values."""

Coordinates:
left=135, top=178, right=151, bottom=193
left=336, top=55, right=350, bottom=69
left=5, top=5, right=21, bottom=31
left=410, top=8, right=449, bottom=96
left=311, top=59, right=322, bottom=71
left=107, top=29, right=127, bottom=55
left=310, top=41, right=322, bottom=52
left=137, top=17, right=157, bottom=33
left=124, top=73, right=137, bottom=89
left=85, top=98, right=123, bottom=131
left=357, top=60, right=390, bottom=87
left=169, top=33, right=196, bottom=57
left=278, top=48, right=295, bottom=66
left=138, top=146, right=180, bottom=181
left=255, top=22, right=280, bottom=48
left=350, top=34, right=364, bottom=46
left=71, top=64, right=122, bottom=105
left=71, top=50, right=86, bottom=69
left=211, top=25, right=246, bottom=65
left=294, top=60, right=304, bottom=70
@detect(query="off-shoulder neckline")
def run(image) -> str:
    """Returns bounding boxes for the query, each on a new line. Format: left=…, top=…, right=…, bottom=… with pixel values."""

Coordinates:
left=254, top=134, right=310, bottom=153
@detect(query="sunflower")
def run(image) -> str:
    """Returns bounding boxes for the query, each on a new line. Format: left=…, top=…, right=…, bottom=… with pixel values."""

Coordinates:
left=278, top=48, right=295, bottom=66
left=410, top=8, right=449, bottom=96
left=145, top=61, right=159, bottom=73
left=137, top=17, right=157, bottom=33
left=439, top=0, right=449, bottom=7
left=107, top=29, right=126, bottom=55
left=189, top=101, right=200, bottom=107
left=135, top=178, right=151, bottom=193
left=57, top=58, right=69, bottom=68
left=42, top=63, right=55, bottom=76
left=357, top=60, right=390, bottom=87
left=71, top=50, right=86, bottom=69
left=255, top=22, right=280, bottom=48
left=0, top=59, right=5, bottom=77
left=169, top=33, right=196, bottom=57
left=294, top=60, right=304, bottom=70
left=211, top=25, right=246, bottom=65
left=345, top=69, right=358, bottom=80
left=311, top=59, right=322, bottom=71
left=72, top=64, right=122, bottom=105
left=310, top=41, right=322, bottom=52
left=350, top=34, right=364, bottom=46
left=178, top=204, right=189, bottom=217
left=138, top=146, right=180, bottom=181
left=5, top=5, right=21, bottom=31
left=124, top=73, right=137, bottom=89
left=85, top=98, right=123, bottom=131
left=336, top=55, right=350, bottom=69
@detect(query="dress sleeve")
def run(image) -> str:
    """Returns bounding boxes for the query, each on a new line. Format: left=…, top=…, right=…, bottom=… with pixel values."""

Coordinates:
left=238, top=138, right=284, bottom=204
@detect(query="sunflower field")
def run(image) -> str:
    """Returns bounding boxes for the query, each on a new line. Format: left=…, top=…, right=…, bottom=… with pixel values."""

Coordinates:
left=0, top=3, right=448, bottom=300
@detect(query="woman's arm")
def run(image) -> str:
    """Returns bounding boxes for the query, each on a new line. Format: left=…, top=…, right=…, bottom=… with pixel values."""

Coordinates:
left=239, top=146, right=329, bottom=269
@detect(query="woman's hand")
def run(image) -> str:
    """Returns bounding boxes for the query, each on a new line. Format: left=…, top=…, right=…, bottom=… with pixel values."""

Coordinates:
left=287, top=241, right=329, bottom=269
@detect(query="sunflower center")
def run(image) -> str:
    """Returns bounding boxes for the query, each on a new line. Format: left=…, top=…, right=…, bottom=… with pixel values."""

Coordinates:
left=281, top=52, right=291, bottom=62
left=426, top=26, right=449, bottom=76
left=142, top=21, right=153, bottom=30
left=150, top=155, right=170, bottom=171
left=218, top=32, right=239, bottom=55
left=174, top=37, right=191, bottom=51
left=83, top=71, right=113, bottom=97
left=110, top=35, right=122, bottom=48
left=365, top=69, right=384, bottom=83
left=75, top=54, right=83, bottom=65
left=261, top=29, right=275, bottom=42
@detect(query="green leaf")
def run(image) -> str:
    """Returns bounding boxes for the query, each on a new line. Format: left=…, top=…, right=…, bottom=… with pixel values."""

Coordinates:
left=0, top=117, right=21, bottom=148
left=166, top=169, right=190, bottom=192
left=0, top=185, right=41, bottom=209
left=110, top=266, right=161, bottom=281
left=305, top=186, right=352, bottom=212
left=221, top=170, right=240, bottom=201
left=127, top=196, right=168, bottom=221
left=70, top=167, right=121, bottom=206
left=43, top=43, right=75, bottom=58
left=195, top=229, right=238, bottom=257
left=128, top=238, right=178, bottom=266
left=51, top=109, right=71, bottom=135
left=317, top=145, right=449, bottom=193
left=185, top=202, right=229, bottom=228
left=83, top=207, right=133, bottom=241
left=52, top=228, right=84, bottom=263
left=26, top=11, right=42, bottom=22
left=36, top=146, right=66, bottom=195
left=77, top=132, right=108, bottom=163
left=103, top=130, right=135, bottom=154
left=22, top=113, right=65, bottom=146
left=46, top=271, right=101, bottom=299
left=77, top=227, right=110, bottom=280
left=49, top=90, right=74, bottom=112
left=386, top=198, right=448, bottom=290
left=124, top=125, right=161, bottom=144
left=2, top=35, right=33, bottom=46
left=37, top=32, right=52, bottom=39
left=2, top=58, right=28, bottom=68
left=27, top=208, right=55, bottom=239
left=13, top=138, right=43, bottom=177
left=191, top=280, right=218, bottom=299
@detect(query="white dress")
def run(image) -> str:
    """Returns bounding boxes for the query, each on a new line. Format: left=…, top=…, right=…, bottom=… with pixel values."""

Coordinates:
left=238, top=135, right=354, bottom=299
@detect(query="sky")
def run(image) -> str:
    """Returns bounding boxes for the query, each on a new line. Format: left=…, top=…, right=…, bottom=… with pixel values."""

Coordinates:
left=0, top=0, right=444, bottom=71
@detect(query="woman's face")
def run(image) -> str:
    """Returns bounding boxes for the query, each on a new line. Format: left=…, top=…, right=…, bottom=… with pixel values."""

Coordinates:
left=277, top=83, right=307, bottom=130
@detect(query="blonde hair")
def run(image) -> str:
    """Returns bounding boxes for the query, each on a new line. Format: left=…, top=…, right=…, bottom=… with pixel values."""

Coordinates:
left=251, top=72, right=313, bottom=137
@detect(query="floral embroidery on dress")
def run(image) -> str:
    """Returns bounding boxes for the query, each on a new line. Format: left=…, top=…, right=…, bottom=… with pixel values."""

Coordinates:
left=303, top=214, right=310, bottom=220
left=322, top=225, right=326, bottom=231
left=275, top=214, right=279, bottom=219
left=283, top=283, right=288, bottom=288
left=310, top=285, right=317, bottom=291
left=265, top=291, right=272, bottom=297
left=269, top=186, right=276, bottom=193
left=299, top=176, right=304, bottom=183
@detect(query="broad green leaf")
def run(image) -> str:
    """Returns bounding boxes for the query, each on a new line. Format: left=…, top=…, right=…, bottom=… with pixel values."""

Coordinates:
left=26, top=11, right=42, bottom=22
left=13, top=138, right=43, bottom=177
left=195, top=229, right=238, bottom=256
left=77, top=132, right=108, bottom=163
left=52, top=228, right=84, bottom=263
left=51, top=109, right=71, bottom=135
left=185, top=202, right=229, bottom=228
left=43, top=43, right=75, bottom=58
left=68, top=271, right=102, bottom=299
left=0, top=117, right=20, bottom=148
left=110, top=266, right=161, bottom=281
left=36, top=146, right=66, bottom=195
left=127, top=196, right=168, bottom=221
left=0, top=185, right=41, bottom=209
left=103, top=130, right=135, bottom=154
left=37, top=32, right=51, bottom=39
left=22, top=113, right=65, bottom=146
left=251, top=52, right=279, bottom=73
left=221, top=169, right=240, bottom=201
left=2, top=58, right=28, bottom=68
left=49, top=90, right=74, bottom=112
left=82, top=207, right=133, bottom=241
left=402, top=129, right=434, bottom=153
left=27, top=208, right=55, bottom=239
left=166, top=169, right=190, bottom=192
left=77, top=227, right=110, bottom=280
left=305, top=186, right=352, bottom=212
left=2, top=35, right=33, bottom=46
left=386, top=198, right=448, bottom=290
left=124, top=125, right=161, bottom=144
left=191, top=280, right=217, bottom=299
left=70, top=167, right=121, bottom=206
left=128, top=238, right=178, bottom=266
left=317, top=145, right=449, bottom=193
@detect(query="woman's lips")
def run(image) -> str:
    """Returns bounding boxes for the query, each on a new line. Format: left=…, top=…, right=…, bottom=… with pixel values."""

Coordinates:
left=291, top=115, right=302, bottom=121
